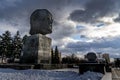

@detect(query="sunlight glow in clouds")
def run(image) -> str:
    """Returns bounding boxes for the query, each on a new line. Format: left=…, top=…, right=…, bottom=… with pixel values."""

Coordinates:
left=80, top=23, right=120, bottom=39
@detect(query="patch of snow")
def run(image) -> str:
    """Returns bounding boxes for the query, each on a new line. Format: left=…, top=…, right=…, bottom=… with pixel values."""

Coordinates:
left=0, top=68, right=103, bottom=80
left=79, top=71, right=103, bottom=80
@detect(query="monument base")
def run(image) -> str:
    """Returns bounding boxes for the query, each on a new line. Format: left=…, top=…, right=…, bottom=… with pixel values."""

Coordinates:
left=79, top=63, right=106, bottom=74
left=21, top=34, right=51, bottom=64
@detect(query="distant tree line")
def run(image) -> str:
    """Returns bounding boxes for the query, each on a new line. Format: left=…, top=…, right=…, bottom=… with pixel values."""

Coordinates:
left=62, top=54, right=80, bottom=64
left=0, top=30, right=23, bottom=63
left=51, top=46, right=85, bottom=65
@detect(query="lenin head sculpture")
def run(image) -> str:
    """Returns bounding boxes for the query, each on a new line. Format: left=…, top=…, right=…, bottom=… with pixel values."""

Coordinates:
left=30, top=9, right=53, bottom=35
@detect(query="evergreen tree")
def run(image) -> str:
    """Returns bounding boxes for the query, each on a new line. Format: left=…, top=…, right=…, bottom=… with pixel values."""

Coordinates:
left=0, top=31, right=12, bottom=63
left=12, top=31, right=22, bottom=58
left=51, top=48, right=55, bottom=64
left=0, top=36, right=3, bottom=56
left=54, top=46, right=60, bottom=64
left=51, top=46, right=61, bottom=64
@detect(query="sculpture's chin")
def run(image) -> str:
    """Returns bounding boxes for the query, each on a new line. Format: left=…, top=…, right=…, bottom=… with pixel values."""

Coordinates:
left=42, top=29, right=52, bottom=35
left=29, top=28, right=52, bottom=35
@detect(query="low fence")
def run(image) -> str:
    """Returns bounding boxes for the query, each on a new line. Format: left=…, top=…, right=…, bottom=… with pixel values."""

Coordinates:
left=34, top=64, right=68, bottom=69
left=0, top=64, right=71, bottom=70
left=0, top=64, right=34, bottom=70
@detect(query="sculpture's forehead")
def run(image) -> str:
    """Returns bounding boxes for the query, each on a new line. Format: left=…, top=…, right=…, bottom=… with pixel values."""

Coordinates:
left=38, top=10, right=49, bottom=16
left=32, top=9, right=52, bottom=18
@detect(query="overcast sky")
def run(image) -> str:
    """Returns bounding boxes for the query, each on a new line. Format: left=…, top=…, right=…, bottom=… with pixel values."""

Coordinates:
left=0, top=0, right=120, bottom=58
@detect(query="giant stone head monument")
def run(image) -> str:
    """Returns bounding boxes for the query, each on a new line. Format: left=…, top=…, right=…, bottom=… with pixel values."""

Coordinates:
left=30, top=9, right=53, bottom=35
left=21, top=9, right=53, bottom=64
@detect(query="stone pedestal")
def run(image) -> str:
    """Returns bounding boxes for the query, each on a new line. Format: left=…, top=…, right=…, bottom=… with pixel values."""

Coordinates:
left=21, top=34, right=51, bottom=64
left=79, top=63, right=105, bottom=74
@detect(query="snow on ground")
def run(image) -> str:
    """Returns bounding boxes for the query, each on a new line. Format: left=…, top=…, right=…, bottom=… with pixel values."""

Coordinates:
left=0, top=68, right=103, bottom=80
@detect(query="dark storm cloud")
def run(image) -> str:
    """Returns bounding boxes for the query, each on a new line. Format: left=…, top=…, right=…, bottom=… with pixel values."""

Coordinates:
left=0, top=0, right=88, bottom=20
left=69, top=0, right=115, bottom=23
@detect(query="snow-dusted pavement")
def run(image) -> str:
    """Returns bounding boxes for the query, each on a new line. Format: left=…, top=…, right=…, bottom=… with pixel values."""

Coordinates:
left=102, top=72, right=111, bottom=80
left=0, top=68, right=103, bottom=80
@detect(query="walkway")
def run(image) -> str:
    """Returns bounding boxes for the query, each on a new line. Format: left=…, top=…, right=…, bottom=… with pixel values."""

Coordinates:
left=102, top=72, right=112, bottom=80
left=112, top=68, right=120, bottom=80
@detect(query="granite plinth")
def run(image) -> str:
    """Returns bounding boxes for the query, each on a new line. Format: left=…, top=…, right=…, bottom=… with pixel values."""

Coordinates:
left=21, top=34, right=51, bottom=64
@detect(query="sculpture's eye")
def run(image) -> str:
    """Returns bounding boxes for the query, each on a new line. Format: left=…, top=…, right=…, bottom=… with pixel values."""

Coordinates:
left=48, top=17, right=53, bottom=23
left=47, top=17, right=50, bottom=21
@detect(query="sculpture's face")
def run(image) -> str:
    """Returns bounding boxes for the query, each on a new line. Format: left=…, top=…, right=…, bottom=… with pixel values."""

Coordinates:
left=30, top=9, right=53, bottom=35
